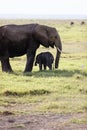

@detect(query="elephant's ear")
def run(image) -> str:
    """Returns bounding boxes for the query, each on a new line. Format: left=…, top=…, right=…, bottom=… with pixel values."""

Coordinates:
left=33, top=25, right=49, bottom=48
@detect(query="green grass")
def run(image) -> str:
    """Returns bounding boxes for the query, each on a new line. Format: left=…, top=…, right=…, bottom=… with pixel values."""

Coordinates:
left=0, top=19, right=87, bottom=115
left=0, top=53, right=87, bottom=114
left=71, top=116, right=87, bottom=124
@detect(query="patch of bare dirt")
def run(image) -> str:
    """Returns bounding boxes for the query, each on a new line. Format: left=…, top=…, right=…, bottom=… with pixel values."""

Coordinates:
left=0, top=113, right=87, bottom=130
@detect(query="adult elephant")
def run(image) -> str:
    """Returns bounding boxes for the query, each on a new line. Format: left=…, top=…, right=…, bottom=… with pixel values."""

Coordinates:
left=0, top=24, right=62, bottom=72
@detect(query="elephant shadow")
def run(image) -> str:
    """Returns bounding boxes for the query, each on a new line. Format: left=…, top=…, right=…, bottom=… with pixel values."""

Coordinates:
left=24, top=69, right=87, bottom=78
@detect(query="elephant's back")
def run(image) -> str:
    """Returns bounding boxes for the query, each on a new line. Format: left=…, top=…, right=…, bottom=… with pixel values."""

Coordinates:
left=1, top=24, right=37, bottom=33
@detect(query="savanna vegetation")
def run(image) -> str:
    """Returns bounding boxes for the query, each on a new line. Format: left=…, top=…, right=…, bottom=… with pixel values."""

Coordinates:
left=0, top=19, right=87, bottom=126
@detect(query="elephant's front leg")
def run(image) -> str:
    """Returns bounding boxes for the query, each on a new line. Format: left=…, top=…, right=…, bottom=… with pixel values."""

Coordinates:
left=24, top=50, right=36, bottom=72
left=1, top=58, right=13, bottom=72
left=39, top=63, right=42, bottom=71
left=44, top=64, right=46, bottom=70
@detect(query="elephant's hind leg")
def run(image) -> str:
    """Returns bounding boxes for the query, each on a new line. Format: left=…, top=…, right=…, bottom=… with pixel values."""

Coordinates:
left=1, top=58, right=13, bottom=72
left=48, top=64, right=52, bottom=70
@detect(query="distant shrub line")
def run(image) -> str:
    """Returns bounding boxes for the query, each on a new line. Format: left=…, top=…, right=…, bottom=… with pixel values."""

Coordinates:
left=4, top=89, right=51, bottom=96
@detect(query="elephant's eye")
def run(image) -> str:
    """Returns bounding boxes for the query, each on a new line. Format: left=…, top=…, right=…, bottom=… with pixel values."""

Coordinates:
left=50, top=36, right=54, bottom=39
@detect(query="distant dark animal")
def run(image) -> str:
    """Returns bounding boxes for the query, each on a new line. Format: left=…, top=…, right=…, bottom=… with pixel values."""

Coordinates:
left=70, top=22, right=74, bottom=26
left=0, top=24, right=62, bottom=73
left=35, top=52, right=54, bottom=70
left=81, top=21, right=85, bottom=25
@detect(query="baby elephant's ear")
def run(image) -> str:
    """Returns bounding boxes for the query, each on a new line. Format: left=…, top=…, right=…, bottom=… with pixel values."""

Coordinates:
left=50, top=57, right=54, bottom=63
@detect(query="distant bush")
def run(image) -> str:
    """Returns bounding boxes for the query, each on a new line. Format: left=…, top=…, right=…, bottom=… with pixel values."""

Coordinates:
left=4, top=89, right=51, bottom=96
left=70, top=21, right=74, bottom=25
left=81, top=21, right=85, bottom=25
left=4, top=90, right=28, bottom=96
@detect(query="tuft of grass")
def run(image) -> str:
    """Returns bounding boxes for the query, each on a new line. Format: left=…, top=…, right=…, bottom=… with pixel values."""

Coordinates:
left=10, top=124, right=25, bottom=129
left=82, top=104, right=87, bottom=111
left=3, top=89, right=51, bottom=96
left=71, top=118, right=87, bottom=124
left=29, top=89, right=51, bottom=95
left=46, top=103, right=60, bottom=110
left=4, top=90, right=29, bottom=97
left=2, top=111, right=14, bottom=116
left=79, top=89, right=87, bottom=94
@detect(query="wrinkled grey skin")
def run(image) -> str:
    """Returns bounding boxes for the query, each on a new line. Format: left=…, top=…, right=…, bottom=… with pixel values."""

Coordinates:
left=0, top=24, right=62, bottom=73
left=35, top=52, right=54, bottom=70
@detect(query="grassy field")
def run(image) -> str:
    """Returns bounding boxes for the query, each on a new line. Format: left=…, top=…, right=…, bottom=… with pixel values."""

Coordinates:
left=0, top=19, right=87, bottom=121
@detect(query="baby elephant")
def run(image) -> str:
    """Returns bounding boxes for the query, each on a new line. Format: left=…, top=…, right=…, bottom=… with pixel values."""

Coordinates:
left=35, top=52, right=54, bottom=70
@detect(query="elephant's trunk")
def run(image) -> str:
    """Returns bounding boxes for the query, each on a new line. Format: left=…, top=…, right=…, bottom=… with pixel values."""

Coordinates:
left=55, top=37, right=62, bottom=68
left=55, top=48, right=61, bottom=68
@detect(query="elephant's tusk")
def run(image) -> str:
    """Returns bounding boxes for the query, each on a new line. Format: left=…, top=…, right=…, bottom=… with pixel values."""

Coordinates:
left=57, top=47, right=62, bottom=53
left=57, top=48, right=70, bottom=54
